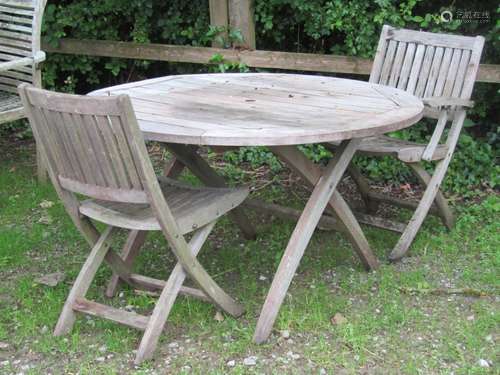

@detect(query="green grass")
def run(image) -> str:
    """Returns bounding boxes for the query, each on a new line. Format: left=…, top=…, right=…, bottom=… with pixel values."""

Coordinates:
left=0, top=142, right=498, bottom=374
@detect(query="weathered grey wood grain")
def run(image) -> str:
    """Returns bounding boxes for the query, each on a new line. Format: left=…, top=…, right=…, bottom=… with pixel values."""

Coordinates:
left=135, top=221, right=215, bottom=364
left=53, top=226, right=118, bottom=335
left=271, top=145, right=379, bottom=271
left=243, top=198, right=405, bottom=233
left=90, top=73, right=423, bottom=146
left=209, top=0, right=229, bottom=47
left=166, top=143, right=257, bottom=240
left=41, top=38, right=500, bottom=82
left=106, top=230, right=147, bottom=297
left=253, top=140, right=365, bottom=344
left=341, top=26, right=484, bottom=259
left=228, top=0, right=255, bottom=49
left=90, top=72, right=426, bottom=345
left=19, top=84, right=250, bottom=363
left=0, top=0, right=46, bottom=180
left=73, top=297, right=149, bottom=330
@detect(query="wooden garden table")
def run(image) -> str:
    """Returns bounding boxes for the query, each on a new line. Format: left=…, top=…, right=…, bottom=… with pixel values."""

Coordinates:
left=91, top=73, right=423, bottom=343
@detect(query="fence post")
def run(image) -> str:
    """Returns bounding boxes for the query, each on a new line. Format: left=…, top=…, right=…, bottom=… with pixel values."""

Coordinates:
left=228, top=0, right=256, bottom=49
left=209, top=0, right=229, bottom=47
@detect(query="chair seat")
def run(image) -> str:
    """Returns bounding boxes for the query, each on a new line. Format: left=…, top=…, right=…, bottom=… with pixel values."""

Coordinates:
left=79, top=177, right=249, bottom=234
left=329, top=135, right=448, bottom=162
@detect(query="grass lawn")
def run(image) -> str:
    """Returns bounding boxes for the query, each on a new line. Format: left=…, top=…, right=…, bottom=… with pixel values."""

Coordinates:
left=0, top=140, right=498, bottom=374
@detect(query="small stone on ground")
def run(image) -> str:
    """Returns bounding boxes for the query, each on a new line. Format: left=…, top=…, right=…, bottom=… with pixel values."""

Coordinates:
left=477, top=359, right=490, bottom=368
left=243, top=356, right=257, bottom=366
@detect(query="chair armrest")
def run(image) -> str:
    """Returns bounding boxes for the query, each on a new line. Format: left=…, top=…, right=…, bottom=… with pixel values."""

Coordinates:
left=34, top=50, right=46, bottom=64
left=423, top=97, right=474, bottom=109
left=0, top=51, right=46, bottom=72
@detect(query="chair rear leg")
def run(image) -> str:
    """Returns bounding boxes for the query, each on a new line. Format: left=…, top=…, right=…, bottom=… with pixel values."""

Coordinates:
left=106, top=230, right=147, bottom=298
left=135, top=221, right=215, bottom=364
left=347, top=164, right=379, bottom=213
left=54, top=226, right=118, bottom=336
left=408, top=163, right=455, bottom=230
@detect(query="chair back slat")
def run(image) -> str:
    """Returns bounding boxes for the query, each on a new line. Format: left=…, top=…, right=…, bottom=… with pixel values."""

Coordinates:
left=405, top=44, right=425, bottom=93
left=0, top=0, right=45, bottom=93
left=19, top=85, right=150, bottom=204
left=396, top=42, right=415, bottom=90
left=414, top=45, right=435, bottom=97
left=423, top=47, right=444, bottom=97
left=387, top=41, right=407, bottom=86
left=108, top=115, right=144, bottom=190
left=370, top=25, right=485, bottom=103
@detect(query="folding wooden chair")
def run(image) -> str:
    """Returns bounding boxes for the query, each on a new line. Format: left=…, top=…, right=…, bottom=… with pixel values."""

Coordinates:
left=18, top=84, right=248, bottom=363
left=326, top=25, right=484, bottom=260
left=0, top=0, right=47, bottom=180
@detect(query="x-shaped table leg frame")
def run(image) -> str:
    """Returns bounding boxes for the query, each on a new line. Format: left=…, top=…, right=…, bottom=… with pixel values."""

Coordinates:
left=253, top=140, right=379, bottom=343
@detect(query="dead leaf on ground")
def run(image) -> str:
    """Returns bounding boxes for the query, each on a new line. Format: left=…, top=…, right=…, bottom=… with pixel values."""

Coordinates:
left=35, top=272, right=65, bottom=287
left=330, top=312, right=347, bottom=325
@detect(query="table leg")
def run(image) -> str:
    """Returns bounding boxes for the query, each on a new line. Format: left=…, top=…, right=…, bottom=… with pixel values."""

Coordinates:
left=253, top=140, right=366, bottom=343
left=166, top=143, right=257, bottom=240
left=272, top=146, right=379, bottom=271
left=163, top=157, right=186, bottom=179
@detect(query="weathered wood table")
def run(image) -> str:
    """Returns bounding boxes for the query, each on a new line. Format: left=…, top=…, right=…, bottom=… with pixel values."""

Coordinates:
left=92, top=73, right=423, bottom=343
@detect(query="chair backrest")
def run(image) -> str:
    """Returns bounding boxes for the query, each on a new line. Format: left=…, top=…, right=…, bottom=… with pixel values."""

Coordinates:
left=18, top=84, right=156, bottom=204
left=0, top=0, right=46, bottom=92
left=370, top=25, right=484, bottom=109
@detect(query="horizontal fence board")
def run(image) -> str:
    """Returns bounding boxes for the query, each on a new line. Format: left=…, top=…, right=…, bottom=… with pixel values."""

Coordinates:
left=42, top=38, right=500, bottom=83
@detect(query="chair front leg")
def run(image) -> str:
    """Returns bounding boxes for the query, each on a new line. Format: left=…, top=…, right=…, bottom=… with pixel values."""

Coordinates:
left=135, top=221, right=216, bottom=364
left=408, top=162, right=455, bottom=230
left=389, top=159, right=451, bottom=261
left=54, top=226, right=118, bottom=336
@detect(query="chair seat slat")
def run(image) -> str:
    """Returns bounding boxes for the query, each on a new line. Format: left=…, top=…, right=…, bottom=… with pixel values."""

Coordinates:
left=78, top=178, right=248, bottom=234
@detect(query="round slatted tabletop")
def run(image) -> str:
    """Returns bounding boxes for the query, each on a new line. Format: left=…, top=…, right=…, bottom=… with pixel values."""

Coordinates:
left=91, top=73, right=423, bottom=146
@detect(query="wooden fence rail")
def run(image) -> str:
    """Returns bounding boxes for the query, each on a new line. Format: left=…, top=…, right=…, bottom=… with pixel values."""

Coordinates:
left=42, top=38, right=500, bottom=83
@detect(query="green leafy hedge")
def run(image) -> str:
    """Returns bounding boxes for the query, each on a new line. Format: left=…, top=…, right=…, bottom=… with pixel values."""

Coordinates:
left=34, top=1, right=499, bottom=193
